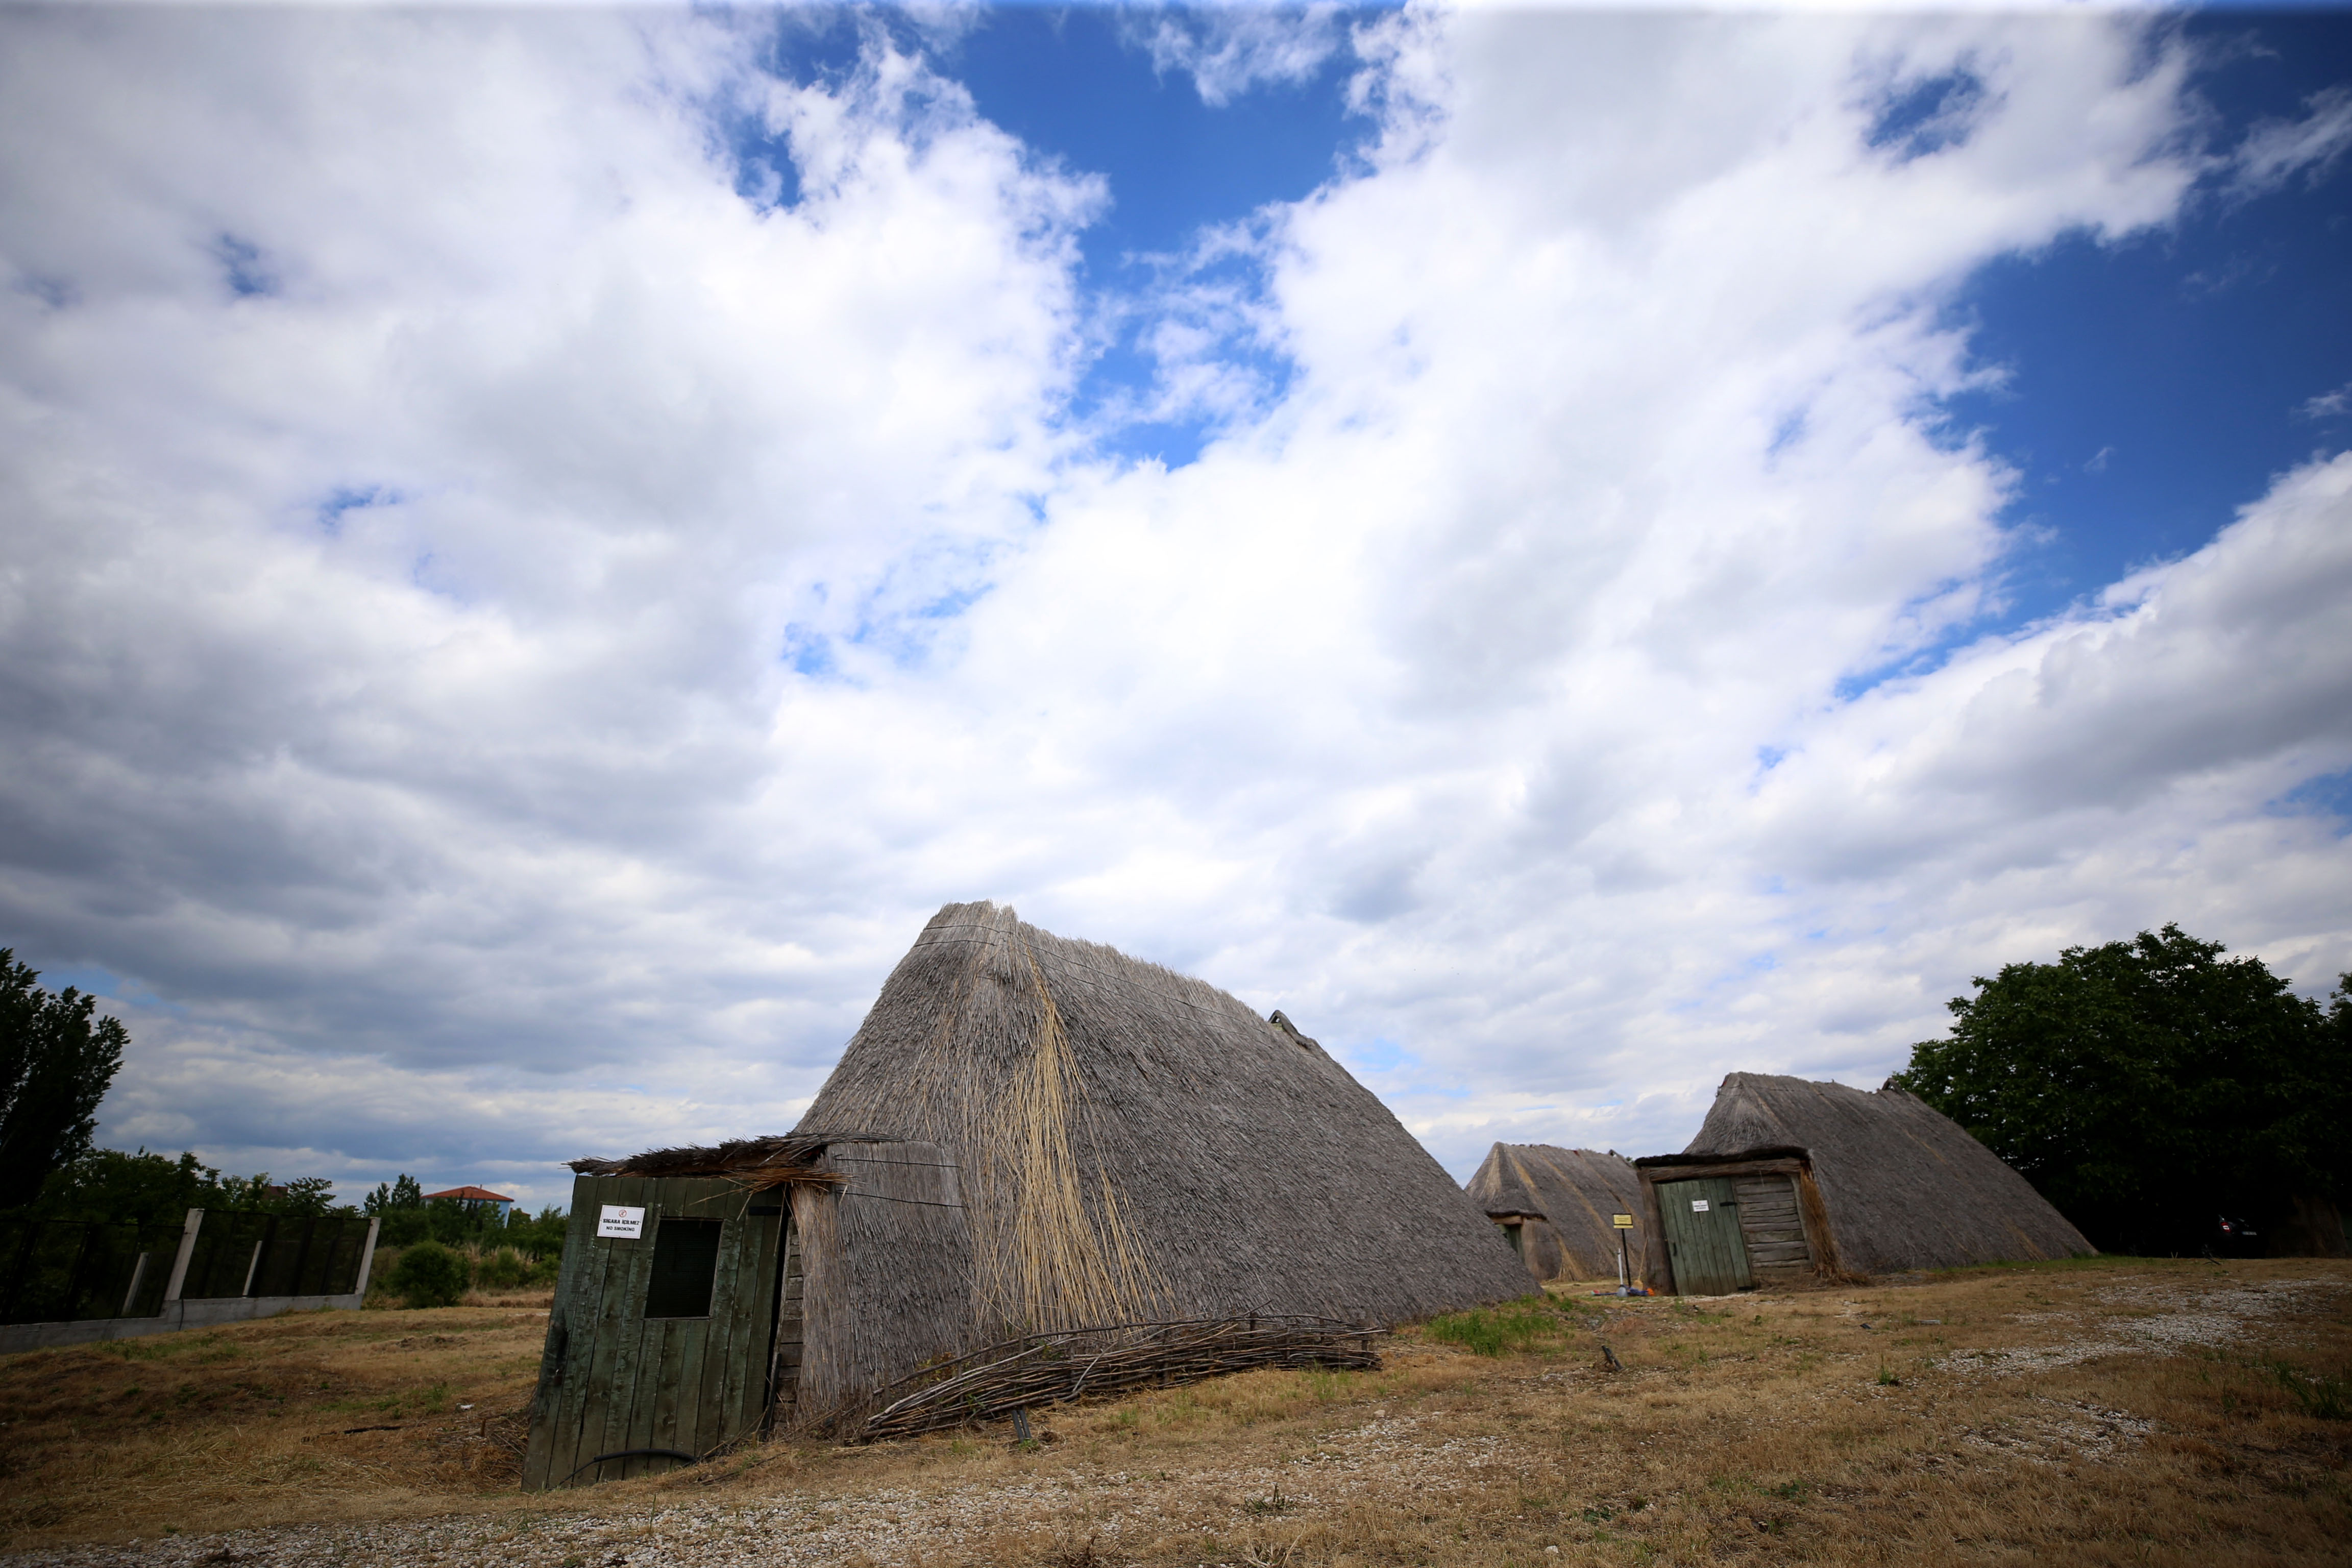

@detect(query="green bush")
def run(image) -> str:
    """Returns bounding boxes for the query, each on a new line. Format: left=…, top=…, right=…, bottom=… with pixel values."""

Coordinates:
left=473, top=1246, right=560, bottom=1290
left=385, top=1239, right=471, bottom=1308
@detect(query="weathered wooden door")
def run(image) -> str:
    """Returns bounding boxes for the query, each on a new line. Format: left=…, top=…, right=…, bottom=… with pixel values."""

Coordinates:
left=523, top=1177, right=784, bottom=1488
left=1657, top=1177, right=1753, bottom=1295
left=1729, top=1174, right=1813, bottom=1287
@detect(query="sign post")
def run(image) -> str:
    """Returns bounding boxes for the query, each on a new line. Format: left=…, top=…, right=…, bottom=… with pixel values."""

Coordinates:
left=1611, top=1213, right=1635, bottom=1292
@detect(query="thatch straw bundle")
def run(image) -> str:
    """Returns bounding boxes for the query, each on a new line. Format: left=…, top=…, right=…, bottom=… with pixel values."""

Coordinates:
left=569, top=1134, right=851, bottom=1192
left=796, top=901, right=1529, bottom=1340
left=1465, top=1144, right=1649, bottom=1283
left=1651, top=1073, right=2093, bottom=1277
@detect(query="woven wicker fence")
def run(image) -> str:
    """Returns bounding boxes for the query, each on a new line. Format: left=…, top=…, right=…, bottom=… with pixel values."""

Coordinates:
left=842, top=1313, right=1386, bottom=1442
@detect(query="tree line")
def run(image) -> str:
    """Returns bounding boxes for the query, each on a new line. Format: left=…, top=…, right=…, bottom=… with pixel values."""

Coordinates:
left=0, top=948, right=565, bottom=1257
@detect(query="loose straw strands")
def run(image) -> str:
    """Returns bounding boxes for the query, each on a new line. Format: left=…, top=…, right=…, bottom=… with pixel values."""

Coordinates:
left=843, top=1314, right=1386, bottom=1441
left=966, top=935, right=1162, bottom=1334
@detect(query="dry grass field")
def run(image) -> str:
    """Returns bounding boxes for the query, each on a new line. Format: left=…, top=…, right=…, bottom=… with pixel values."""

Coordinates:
left=2, top=1257, right=2345, bottom=1566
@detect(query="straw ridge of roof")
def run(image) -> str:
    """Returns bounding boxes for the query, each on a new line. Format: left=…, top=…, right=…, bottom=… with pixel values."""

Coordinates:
left=1466, top=1144, right=1650, bottom=1282
left=795, top=901, right=1530, bottom=1338
left=1665, top=1073, right=2093, bottom=1275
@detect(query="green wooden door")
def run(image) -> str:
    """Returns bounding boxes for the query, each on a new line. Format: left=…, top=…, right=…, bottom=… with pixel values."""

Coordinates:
left=523, top=1177, right=785, bottom=1489
left=1657, top=1177, right=1753, bottom=1295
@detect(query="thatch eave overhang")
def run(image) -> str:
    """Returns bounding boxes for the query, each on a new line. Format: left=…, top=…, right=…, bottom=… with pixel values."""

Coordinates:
left=566, top=1131, right=896, bottom=1186
left=1633, top=1144, right=1809, bottom=1170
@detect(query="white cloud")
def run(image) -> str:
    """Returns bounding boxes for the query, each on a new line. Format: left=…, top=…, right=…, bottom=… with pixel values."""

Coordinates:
left=1132, top=2, right=1352, bottom=107
left=2233, top=83, right=2352, bottom=194
left=2301, top=381, right=2352, bottom=421
left=1, top=7, right=2344, bottom=1207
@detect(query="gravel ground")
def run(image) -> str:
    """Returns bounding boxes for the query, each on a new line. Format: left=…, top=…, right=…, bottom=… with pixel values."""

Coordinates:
left=1957, top=1275, right=2333, bottom=1377
left=2, top=1408, right=1521, bottom=1568
left=12, top=1270, right=2334, bottom=1567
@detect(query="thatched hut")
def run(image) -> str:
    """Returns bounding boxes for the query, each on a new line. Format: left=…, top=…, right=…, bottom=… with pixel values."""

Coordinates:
left=1633, top=1073, right=2093, bottom=1295
left=796, top=901, right=1529, bottom=1332
left=524, top=901, right=1526, bottom=1486
left=1465, top=1144, right=1649, bottom=1285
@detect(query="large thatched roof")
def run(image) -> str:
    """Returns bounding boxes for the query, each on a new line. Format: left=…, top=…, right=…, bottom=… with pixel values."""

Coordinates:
left=795, top=901, right=1530, bottom=1335
left=1466, top=1144, right=1649, bottom=1282
left=1647, top=1073, right=2092, bottom=1275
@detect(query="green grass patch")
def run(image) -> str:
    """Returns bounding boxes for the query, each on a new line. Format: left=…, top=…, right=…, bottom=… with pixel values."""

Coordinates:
left=2267, top=1359, right=2351, bottom=1420
left=1424, top=1297, right=1576, bottom=1358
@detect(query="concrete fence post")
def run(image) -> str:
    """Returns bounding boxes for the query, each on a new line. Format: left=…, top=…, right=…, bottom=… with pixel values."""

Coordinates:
left=161, top=1209, right=203, bottom=1305
left=354, top=1217, right=382, bottom=1300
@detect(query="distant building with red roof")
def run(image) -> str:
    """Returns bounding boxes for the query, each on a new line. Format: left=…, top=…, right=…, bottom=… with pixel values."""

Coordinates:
left=423, top=1185, right=514, bottom=1216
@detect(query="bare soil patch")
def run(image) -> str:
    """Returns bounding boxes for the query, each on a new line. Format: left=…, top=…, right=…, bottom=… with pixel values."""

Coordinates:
left=4, top=1258, right=2346, bottom=1566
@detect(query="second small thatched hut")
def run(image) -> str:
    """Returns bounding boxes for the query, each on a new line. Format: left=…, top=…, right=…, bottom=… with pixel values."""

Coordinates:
left=1635, top=1073, right=2093, bottom=1295
left=1465, top=1144, right=1649, bottom=1284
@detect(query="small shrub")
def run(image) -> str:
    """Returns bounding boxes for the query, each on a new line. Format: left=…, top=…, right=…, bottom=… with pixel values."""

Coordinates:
left=1425, top=1297, right=1573, bottom=1357
left=2268, top=1360, right=2350, bottom=1420
left=474, top=1247, right=538, bottom=1290
left=386, top=1240, right=470, bottom=1308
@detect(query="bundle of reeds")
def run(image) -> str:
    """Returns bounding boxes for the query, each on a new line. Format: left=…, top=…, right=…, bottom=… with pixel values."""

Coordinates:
left=965, top=938, right=1161, bottom=1332
left=843, top=1313, right=1385, bottom=1442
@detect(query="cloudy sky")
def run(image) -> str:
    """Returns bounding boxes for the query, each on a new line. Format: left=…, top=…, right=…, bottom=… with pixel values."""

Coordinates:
left=4, top=3, right=2349, bottom=1210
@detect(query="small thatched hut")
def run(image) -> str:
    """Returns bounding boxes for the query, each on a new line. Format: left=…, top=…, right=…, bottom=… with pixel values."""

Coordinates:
left=524, top=901, right=1526, bottom=1486
left=1634, top=1073, right=2093, bottom=1295
left=1465, top=1144, right=1649, bottom=1285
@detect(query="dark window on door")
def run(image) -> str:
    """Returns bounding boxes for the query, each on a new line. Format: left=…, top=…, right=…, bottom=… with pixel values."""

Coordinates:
left=645, top=1218, right=723, bottom=1318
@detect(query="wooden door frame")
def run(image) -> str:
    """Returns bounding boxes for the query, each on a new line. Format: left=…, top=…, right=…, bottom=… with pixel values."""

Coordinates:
left=523, top=1177, right=784, bottom=1489
left=1635, top=1153, right=1810, bottom=1295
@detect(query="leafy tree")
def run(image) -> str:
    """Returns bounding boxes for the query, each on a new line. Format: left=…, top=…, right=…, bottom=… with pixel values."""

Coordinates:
left=213, top=1173, right=345, bottom=1215
left=0, top=951, right=129, bottom=1209
left=32, top=1146, right=354, bottom=1223
left=30, top=1146, right=224, bottom=1226
left=363, top=1174, right=424, bottom=1216
left=384, top=1239, right=471, bottom=1309
left=423, top=1195, right=503, bottom=1245
left=502, top=1204, right=571, bottom=1259
left=1894, top=924, right=2349, bottom=1254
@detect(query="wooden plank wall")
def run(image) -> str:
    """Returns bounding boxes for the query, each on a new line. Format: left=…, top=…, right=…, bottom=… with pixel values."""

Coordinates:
left=1730, top=1174, right=1814, bottom=1287
left=769, top=1224, right=805, bottom=1428
left=522, top=1176, right=782, bottom=1489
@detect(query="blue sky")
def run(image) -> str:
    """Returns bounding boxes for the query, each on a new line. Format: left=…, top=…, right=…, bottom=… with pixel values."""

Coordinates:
left=752, top=4, right=2352, bottom=609
left=1946, top=12, right=2352, bottom=624
left=1, top=4, right=2348, bottom=1207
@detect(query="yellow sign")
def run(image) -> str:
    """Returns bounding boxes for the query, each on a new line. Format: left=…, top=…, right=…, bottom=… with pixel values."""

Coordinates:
left=1612, top=1213, right=1635, bottom=1229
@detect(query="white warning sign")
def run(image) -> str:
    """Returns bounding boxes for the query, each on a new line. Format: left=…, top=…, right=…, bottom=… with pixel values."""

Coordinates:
left=598, top=1205, right=646, bottom=1239
left=1689, top=1198, right=1710, bottom=1213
